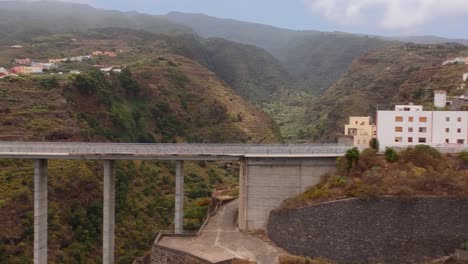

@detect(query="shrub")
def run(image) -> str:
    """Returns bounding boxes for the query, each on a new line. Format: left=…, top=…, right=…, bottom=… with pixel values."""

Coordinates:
left=400, top=145, right=442, bottom=168
left=336, top=156, right=349, bottom=175
left=279, top=254, right=308, bottom=264
left=459, top=151, right=468, bottom=164
left=357, top=148, right=380, bottom=170
left=345, top=147, right=360, bottom=169
left=369, top=138, right=379, bottom=151
left=461, top=241, right=468, bottom=250
left=384, top=147, right=399, bottom=162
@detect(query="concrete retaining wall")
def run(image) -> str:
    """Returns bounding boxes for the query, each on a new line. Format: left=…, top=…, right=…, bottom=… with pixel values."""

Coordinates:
left=267, top=197, right=468, bottom=264
left=241, top=157, right=336, bottom=230
left=151, top=244, right=212, bottom=264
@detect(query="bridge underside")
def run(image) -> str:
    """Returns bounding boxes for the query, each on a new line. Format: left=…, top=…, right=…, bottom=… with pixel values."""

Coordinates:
left=239, top=157, right=337, bottom=231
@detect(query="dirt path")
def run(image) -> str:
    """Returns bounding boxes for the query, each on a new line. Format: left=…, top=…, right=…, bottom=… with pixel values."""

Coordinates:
left=158, top=199, right=285, bottom=263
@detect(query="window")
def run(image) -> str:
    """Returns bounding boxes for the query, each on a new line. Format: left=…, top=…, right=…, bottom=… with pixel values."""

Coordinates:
left=419, top=117, right=427, bottom=122
left=458, top=128, right=462, bottom=133
left=458, top=139, right=465, bottom=144
left=446, top=128, right=450, bottom=133
left=458, top=117, right=462, bottom=122
left=408, top=137, right=413, bottom=143
left=395, top=116, right=403, bottom=122
left=403, top=107, right=411, bottom=111
left=446, top=117, right=450, bottom=122
left=418, top=138, right=427, bottom=143
left=395, top=127, right=403, bottom=132
left=408, top=127, right=413, bottom=132
left=395, top=137, right=403, bottom=142
left=408, top=116, right=414, bottom=122
left=419, top=127, right=427, bottom=133
left=446, top=139, right=450, bottom=143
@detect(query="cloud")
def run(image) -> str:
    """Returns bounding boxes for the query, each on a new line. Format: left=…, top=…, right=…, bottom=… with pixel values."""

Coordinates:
left=304, top=0, right=468, bottom=30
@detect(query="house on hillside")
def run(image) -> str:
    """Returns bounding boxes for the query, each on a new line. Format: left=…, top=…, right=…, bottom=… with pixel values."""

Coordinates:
left=14, top=58, right=31, bottom=65
left=464, top=73, right=468, bottom=82
left=92, top=51, right=104, bottom=56
left=343, top=116, right=376, bottom=150
left=100, top=66, right=125, bottom=74
left=70, top=56, right=84, bottom=62
left=49, top=58, right=68, bottom=63
left=0, top=67, right=7, bottom=78
left=31, top=62, right=57, bottom=70
left=10, top=45, right=23, bottom=49
left=443, top=57, right=468, bottom=65
left=9, top=66, right=42, bottom=75
left=104, top=51, right=117, bottom=57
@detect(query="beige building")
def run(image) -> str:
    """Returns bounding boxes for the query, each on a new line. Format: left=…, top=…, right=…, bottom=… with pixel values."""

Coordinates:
left=344, top=116, right=376, bottom=149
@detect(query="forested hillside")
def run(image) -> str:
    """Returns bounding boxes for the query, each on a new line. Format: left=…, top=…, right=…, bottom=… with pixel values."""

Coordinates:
left=0, top=29, right=280, bottom=263
left=304, top=43, right=468, bottom=141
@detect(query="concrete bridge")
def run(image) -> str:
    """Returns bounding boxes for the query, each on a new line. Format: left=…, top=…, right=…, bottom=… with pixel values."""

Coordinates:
left=0, top=141, right=349, bottom=264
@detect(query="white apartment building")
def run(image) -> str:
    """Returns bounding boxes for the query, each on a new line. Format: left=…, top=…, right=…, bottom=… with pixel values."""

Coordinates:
left=377, top=104, right=468, bottom=149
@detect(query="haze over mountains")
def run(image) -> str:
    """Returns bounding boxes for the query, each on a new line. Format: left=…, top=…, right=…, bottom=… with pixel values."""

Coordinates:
left=1, top=0, right=467, bottom=95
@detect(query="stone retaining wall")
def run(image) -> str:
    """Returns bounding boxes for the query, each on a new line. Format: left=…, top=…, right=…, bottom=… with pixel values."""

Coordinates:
left=267, top=197, right=468, bottom=264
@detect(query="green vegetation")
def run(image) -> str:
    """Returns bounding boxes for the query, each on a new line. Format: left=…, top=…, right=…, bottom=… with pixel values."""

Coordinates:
left=278, top=254, right=335, bottom=264
left=0, top=29, right=281, bottom=263
left=165, top=12, right=394, bottom=94
left=369, top=138, right=379, bottom=151
left=283, top=146, right=468, bottom=209
left=384, top=147, right=399, bottom=162
left=461, top=241, right=468, bottom=251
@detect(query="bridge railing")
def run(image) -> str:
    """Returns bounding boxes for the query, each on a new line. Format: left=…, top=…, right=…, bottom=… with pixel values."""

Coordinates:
left=0, top=141, right=351, bottom=156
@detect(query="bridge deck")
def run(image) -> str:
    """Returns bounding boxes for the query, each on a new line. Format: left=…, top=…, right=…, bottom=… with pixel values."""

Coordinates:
left=0, top=142, right=349, bottom=160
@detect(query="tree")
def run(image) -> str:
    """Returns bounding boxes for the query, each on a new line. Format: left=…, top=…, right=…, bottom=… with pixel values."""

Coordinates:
left=384, top=147, right=399, bottom=162
left=369, top=138, right=379, bottom=151
left=345, top=147, right=360, bottom=169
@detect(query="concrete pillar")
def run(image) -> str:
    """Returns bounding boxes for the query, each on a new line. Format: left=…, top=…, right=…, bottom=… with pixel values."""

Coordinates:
left=174, top=160, right=184, bottom=233
left=238, top=158, right=247, bottom=231
left=34, top=159, right=48, bottom=264
left=103, top=160, right=115, bottom=264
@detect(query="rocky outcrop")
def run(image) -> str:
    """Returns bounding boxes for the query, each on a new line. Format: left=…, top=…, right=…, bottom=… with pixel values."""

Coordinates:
left=268, top=197, right=468, bottom=264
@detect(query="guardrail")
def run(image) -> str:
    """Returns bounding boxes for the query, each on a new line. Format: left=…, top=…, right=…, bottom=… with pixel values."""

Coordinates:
left=0, top=141, right=351, bottom=157
left=154, top=195, right=225, bottom=245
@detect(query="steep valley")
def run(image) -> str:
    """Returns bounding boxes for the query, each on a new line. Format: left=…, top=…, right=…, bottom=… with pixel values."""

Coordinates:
left=0, top=29, right=280, bottom=263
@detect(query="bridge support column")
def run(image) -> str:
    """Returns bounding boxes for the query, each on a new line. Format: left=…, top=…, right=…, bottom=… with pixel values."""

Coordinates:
left=174, top=160, right=184, bottom=234
left=103, top=160, right=115, bottom=264
left=238, top=158, right=247, bottom=231
left=34, top=159, right=48, bottom=264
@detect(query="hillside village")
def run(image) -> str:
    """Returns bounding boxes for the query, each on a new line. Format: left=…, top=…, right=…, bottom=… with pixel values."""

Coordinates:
left=343, top=68, right=468, bottom=151
left=0, top=47, right=126, bottom=78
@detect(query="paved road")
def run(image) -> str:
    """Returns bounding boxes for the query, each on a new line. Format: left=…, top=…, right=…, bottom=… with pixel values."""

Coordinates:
left=0, top=141, right=349, bottom=160
left=158, top=199, right=286, bottom=263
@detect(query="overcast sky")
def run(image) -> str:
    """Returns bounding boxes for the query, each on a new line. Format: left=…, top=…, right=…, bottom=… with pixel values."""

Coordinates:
left=23, top=0, right=468, bottom=38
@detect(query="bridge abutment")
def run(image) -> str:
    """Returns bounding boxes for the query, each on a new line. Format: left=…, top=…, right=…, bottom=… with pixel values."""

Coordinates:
left=103, top=160, right=115, bottom=264
left=34, top=159, right=48, bottom=264
left=239, top=157, right=337, bottom=230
